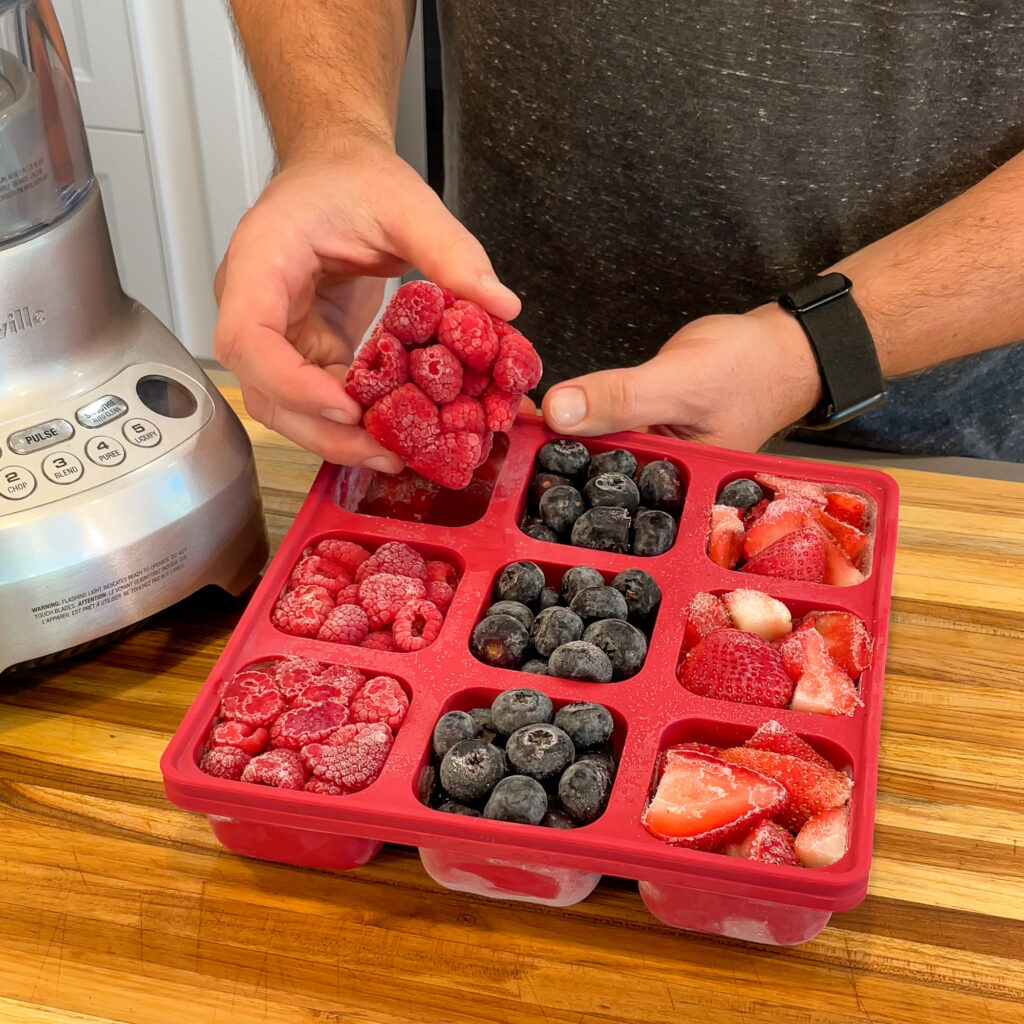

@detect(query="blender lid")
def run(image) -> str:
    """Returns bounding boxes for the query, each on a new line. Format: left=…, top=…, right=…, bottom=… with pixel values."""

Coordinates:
left=0, top=0, right=92, bottom=245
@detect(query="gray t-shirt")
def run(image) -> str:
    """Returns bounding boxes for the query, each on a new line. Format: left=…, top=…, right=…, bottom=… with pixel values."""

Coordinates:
left=436, top=1, right=1024, bottom=460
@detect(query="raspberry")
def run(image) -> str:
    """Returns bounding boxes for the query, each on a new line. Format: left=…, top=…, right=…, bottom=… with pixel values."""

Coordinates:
left=360, top=630, right=398, bottom=651
left=439, top=394, right=487, bottom=435
left=273, top=657, right=324, bottom=702
left=426, top=560, right=459, bottom=586
left=241, top=748, right=310, bottom=789
left=461, top=370, right=490, bottom=396
left=427, top=579, right=455, bottom=614
left=437, top=302, right=499, bottom=371
left=492, top=330, right=543, bottom=393
left=316, top=603, right=370, bottom=645
left=317, top=664, right=368, bottom=702
left=304, top=776, right=349, bottom=796
left=313, top=539, right=371, bottom=575
left=219, top=672, right=286, bottom=727
left=355, top=541, right=429, bottom=584
left=488, top=313, right=518, bottom=339
left=439, top=286, right=458, bottom=308
left=392, top=598, right=445, bottom=651
left=288, top=554, right=351, bottom=595
left=364, top=383, right=440, bottom=460
left=270, top=702, right=350, bottom=750
left=344, top=331, right=409, bottom=404
left=482, top=386, right=520, bottom=431
left=409, top=343, right=464, bottom=404
left=336, top=583, right=362, bottom=605
left=350, top=675, right=409, bottom=730
left=271, top=584, right=334, bottom=638
left=419, top=430, right=485, bottom=490
left=207, top=720, right=269, bottom=755
left=199, top=746, right=251, bottom=780
left=303, top=721, right=394, bottom=790
left=290, top=680, right=353, bottom=709
left=380, top=280, right=445, bottom=345
left=359, top=572, right=428, bottom=628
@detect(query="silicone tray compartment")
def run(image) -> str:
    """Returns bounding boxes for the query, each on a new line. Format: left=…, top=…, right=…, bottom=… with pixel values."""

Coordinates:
left=161, top=414, right=899, bottom=945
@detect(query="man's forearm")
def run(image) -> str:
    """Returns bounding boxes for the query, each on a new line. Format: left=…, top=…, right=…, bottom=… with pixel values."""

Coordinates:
left=229, top=0, right=415, bottom=161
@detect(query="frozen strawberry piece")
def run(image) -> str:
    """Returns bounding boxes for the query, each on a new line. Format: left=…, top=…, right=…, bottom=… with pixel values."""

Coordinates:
left=241, top=748, right=310, bottom=790
left=663, top=741, right=722, bottom=759
left=409, top=343, right=464, bottom=404
left=270, top=702, right=350, bottom=750
left=354, top=541, right=429, bottom=584
left=481, top=386, right=519, bottom=431
left=344, top=331, right=409, bottom=405
left=795, top=803, right=851, bottom=868
left=820, top=530, right=867, bottom=586
left=304, top=776, right=350, bottom=796
left=642, top=749, right=787, bottom=851
left=380, top=280, right=445, bottom=345
left=492, top=330, right=543, bottom=393
left=811, top=507, right=868, bottom=562
left=825, top=491, right=868, bottom=531
left=288, top=554, right=351, bottom=595
left=418, top=430, right=486, bottom=490
left=800, top=610, right=873, bottom=678
left=364, top=383, right=440, bottom=462
left=744, top=498, right=770, bottom=527
left=426, top=579, right=455, bottom=615
left=682, top=591, right=731, bottom=651
left=273, top=657, right=324, bottom=702
left=271, top=584, right=335, bottom=638
left=316, top=664, right=368, bottom=702
left=707, top=504, right=744, bottom=570
left=360, top=630, right=398, bottom=651
left=350, top=675, right=409, bottom=730
left=208, top=720, right=269, bottom=755
left=358, top=572, right=428, bottom=629
left=461, top=369, right=490, bottom=397
left=743, top=720, right=834, bottom=771
left=725, top=820, right=799, bottom=866
left=439, top=394, right=487, bottom=436
left=316, top=603, right=371, bottom=645
left=777, top=628, right=862, bottom=717
left=313, top=539, right=371, bottom=575
left=721, top=588, right=792, bottom=642
left=303, top=721, right=395, bottom=790
left=754, top=473, right=827, bottom=508
left=437, top=301, right=499, bottom=370
left=392, top=598, right=444, bottom=651
left=199, top=746, right=252, bottom=780
left=742, top=498, right=815, bottom=559
left=743, top=526, right=827, bottom=584
left=219, top=673, right=286, bottom=728
left=679, top=628, right=793, bottom=708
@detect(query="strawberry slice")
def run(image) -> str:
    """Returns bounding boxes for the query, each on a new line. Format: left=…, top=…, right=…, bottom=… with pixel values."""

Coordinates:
left=707, top=504, right=745, bottom=569
left=679, top=628, right=794, bottom=708
left=721, top=588, right=793, bottom=642
left=724, top=820, right=799, bottom=866
left=719, top=747, right=852, bottom=831
left=776, top=628, right=862, bottom=716
left=820, top=529, right=867, bottom=586
left=800, top=610, right=873, bottom=678
left=825, top=491, right=868, bottom=531
left=743, top=720, right=834, bottom=770
left=642, top=750, right=787, bottom=850
left=743, top=526, right=827, bottom=584
left=682, top=591, right=732, bottom=651
left=811, top=507, right=868, bottom=562
left=664, top=741, right=722, bottom=759
left=753, top=473, right=827, bottom=508
left=742, top=498, right=815, bottom=559
left=795, top=803, right=851, bottom=868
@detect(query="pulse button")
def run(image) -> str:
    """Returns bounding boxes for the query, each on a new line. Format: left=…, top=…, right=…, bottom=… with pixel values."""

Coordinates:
left=7, top=418, right=74, bottom=455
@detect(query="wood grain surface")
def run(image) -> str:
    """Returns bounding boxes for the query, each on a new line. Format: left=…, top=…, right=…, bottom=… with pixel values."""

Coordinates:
left=1, top=387, right=1022, bottom=1024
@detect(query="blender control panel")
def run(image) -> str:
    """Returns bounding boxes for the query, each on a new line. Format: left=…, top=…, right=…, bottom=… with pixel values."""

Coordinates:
left=0, top=363, right=215, bottom=517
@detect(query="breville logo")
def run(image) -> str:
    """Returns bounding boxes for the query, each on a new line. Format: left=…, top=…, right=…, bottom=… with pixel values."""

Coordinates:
left=0, top=307, right=46, bottom=337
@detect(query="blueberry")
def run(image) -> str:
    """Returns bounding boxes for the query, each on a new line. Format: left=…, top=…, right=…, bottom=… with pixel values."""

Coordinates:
left=542, top=808, right=577, bottom=829
left=636, top=460, right=684, bottom=512
left=483, top=775, right=549, bottom=824
left=538, top=439, right=590, bottom=477
left=632, top=509, right=677, bottom=556
left=494, top=561, right=546, bottom=608
left=568, top=585, right=629, bottom=625
left=521, top=658, right=550, bottom=675
left=468, top=706, right=498, bottom=743
left=471, top=614, right=531, bottom=669
left=437, top=800, right=482, bottom=816
left=582, top=618, right=648, bottom=680
left=432, top=710, right=478, bottom=759
left=506, top=723, right=575, bottom=782
left=530, top=605, right=584, bottom=657
left=571, top=507, right=631, bottom=553
left=576, top=749, right=618, bottom=778
left=529, top=472, right=571, bottom=507
left=539, top=586, right=562, bottom=610
left=583, top=472, right=641, bottom=515
left=716, top=477, right=764, bottom=511
left=558, top=760, right=613, bottom=824
left=588, top=448, right=638, bottom=479
left=553, top=702, right=615, bottom=751
left=547, top=641, right=614, bottom=683
left=486, top=600, right=534, bottom=631
left=491, top=687, right=554, bottom=735
left=560, top=565, right=604, bottom=603
left=610, top=568, right=662, bottom=624
left=521, top=518, right=560, bottom=543
left=539, top=484, right=585, bottom=534
left=439, top=739, right=506, bottom=802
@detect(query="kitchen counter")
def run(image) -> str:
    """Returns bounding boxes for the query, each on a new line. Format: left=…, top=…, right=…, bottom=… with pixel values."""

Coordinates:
left=1, top=387, right=1022, bottom=1024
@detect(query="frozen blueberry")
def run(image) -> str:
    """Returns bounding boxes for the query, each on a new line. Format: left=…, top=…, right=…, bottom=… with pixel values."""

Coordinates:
left=560, top=565, right=605, bottom=603
left=576, top=749, right=618, bottom=778
left=636, top=460, right=684, bottom=512
left=432, top=710, right=478, bottom=759
left=521, top=658, right=550, bottom=675
left=571, top=507, right=631, bottom=553
left=494, top=561, right=546, bottom=608
left=491, top=687, right=554, bottom=735
left=471, top=614, right=532, bottom=669
left=506, top=723, right=576, bottom=782
left=583, top=472, right=641, bottom=515
left=553, top=701, right=615, bottom=751
left=486, top=600, right=534, bottom=631
left=521, top=518, right=560, bottom=544
left=530, top=605, right=584, bottom=657
left=538, top=439, right=590, bottom=477
left=529, top=472, right=571, bottom=507
left=582, top=618, right=648, bottom=680
left=632, top=509, right=677, bottom=556
left=438, top=800, right=482, bottom=816
left=539, top=586, right=562, bottom=610
left=716, top=477, right=764, bottom=511
left=539, top=484, right=586, bottom=534
left=468, top=706, right=498, bottom=743
left=568, top=585, right=629, bottom=626
left=588, top=448, right=638, bottom=479
left=611, top=568, right=662, bottom=624
left=542, top=808, right=577, bottom=829
left=483, top=775, right=549, bottom=824
left=558, top=760, right=613, bottom=824
left=547, top=641, right=614, bottom=683
left=439, top=739, right=506, bottom=802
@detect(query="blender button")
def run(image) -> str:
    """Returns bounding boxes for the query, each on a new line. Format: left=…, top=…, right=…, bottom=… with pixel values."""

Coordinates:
left=85, top=436, right=127, bottom=466
left=7, top=418, right=75, bottom=454
left=0, top=466, right=37, bottom=500
left=76, top=394, right=129, bottom=428
left=42, top=452, right=84, bottom=485
left=122, top=418, right=161, bottom=447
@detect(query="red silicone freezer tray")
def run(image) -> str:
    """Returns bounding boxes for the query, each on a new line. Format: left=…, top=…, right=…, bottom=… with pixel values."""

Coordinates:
left=161, top=414, right=899, bottom=945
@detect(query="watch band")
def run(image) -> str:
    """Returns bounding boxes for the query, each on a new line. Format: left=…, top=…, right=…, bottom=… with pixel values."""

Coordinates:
left=778, top=272, right=887, bottom=429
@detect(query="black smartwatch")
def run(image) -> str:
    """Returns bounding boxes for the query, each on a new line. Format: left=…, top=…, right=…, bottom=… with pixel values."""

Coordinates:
left=778, top=272, right=887, bottom=429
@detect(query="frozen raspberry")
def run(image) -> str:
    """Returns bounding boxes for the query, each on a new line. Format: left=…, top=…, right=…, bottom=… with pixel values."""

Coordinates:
left=313, top=539, right=371, bottom=575
left=392, top=598, right=445, bottom=651
left=360, top=630, right=398, bottom=651
left=288, top=554, right=351, bottom=595
left=219, top=672, right=286, bottom=727
left=427, top=579, right=455, bottom=614
left=488, top=313, right=518, bottom=339
left=317, top=664, right=368, bottom=702
left=350, top=675, right=409, bottom=730
left=304, top=777, right=349, bottom=796
left=274, top=657, right=324, bottom=702
left=241, top=748, right=310, bottom=789
left=364, top=383, right=440, bottom=461
left=439, top=394, right=487, bottom=435
left=461, top=370, right=490, bottom=396
left=303, top=721, right=394, bottom=790
left=437, top=302, right=499, bottom=371
left=290, top=680, right=352, bottom=709
left=426, top=560, right=459, bottom=586
left=271, top=584, right=334, bottom=638
left=316, top=603, right=370, bottom=645
left=482, top=386, right=520, bottom=431
left=207, top=720, right=269, bottom=755
left=439, top=286, right=458, bottom=308
left=410, top=343, right=464, bottom=404
left=270, top=702, right=350, bottom=750
left=344, top=331, right=409, bottom=405
left=199, top=746, right=251, bottom=780
left=336, top=583, right=362, bottom=606
left=380, top=280, right=445, bottom=345
left=358, top=572, right=428, bottom=629
left=492, top=330, right=543, bottom=393
left=419, top=430, right=485, bottom=490
left=355, top=541, right=429, bottom=583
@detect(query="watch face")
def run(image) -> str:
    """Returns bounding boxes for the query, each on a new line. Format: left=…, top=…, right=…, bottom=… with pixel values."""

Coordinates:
left=783, top=273, right=853, bottom=315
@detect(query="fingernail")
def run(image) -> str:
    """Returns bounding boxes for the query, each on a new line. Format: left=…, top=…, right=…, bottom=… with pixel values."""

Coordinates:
left=321, top=407, right=358, bottom=425
left=548, top=386, right=587, bottom=428
left=480, top=273, right=500, bottom=290
left=362, top=455, right=400, bottom=474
